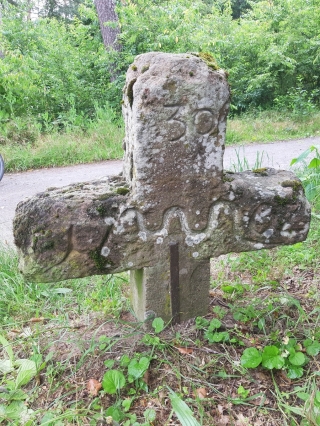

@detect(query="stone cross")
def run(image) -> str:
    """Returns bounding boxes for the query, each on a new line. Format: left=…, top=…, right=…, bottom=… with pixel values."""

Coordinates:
left=14, top=53, right=310, bottom=324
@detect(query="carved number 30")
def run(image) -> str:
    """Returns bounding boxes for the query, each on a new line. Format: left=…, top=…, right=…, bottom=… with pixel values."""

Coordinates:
left=164, top=106, right=217, bottom=141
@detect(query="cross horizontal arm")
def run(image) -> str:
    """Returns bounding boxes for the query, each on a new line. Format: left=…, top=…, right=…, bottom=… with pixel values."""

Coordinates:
left=14, top=168, right=310, bottom=283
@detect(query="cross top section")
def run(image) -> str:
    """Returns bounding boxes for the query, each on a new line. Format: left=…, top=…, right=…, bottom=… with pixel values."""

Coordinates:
left=123, top=52, right=230, bottom=231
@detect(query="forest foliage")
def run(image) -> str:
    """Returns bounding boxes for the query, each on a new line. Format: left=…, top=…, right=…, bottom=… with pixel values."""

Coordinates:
left=0, top=0, right=319, bottom=135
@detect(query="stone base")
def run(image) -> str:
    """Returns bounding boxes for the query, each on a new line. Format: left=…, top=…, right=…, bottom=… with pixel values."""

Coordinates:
left=130, top=255, right=210, bottom=324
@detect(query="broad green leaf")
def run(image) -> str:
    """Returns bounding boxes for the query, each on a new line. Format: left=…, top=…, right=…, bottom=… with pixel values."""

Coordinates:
left=258, top=318, right=265, bottom=330
left=15, top=359, right=37, bottom=389
left=120, top=354, right=131, bottom=367
left=105, top=405, right=124, bottom=422
left=195, top=317, right=210, bottom=329
left=122, top=398, right=132, bottom=412
left=241, top=347, right=262, bottom=368
left=152, top=317, right=164, bottom=333
left=128, top=356, right=150, bottom=379
left=237, top=385, right=249, bottom=398
left=303, top=338, right=313, bottom=347
left=144, top=408, right=156, bottom=422
left=169, top=388, right=201, bottom=426
left=4, top=400, right=29, bottom=421
left=290, top=146, right=314, bottom=166
left=306, top=341, right=320, bottom=356
left=102, top=370, right=126, bottom=394
left=6, top=389, right=28, bottom=401
left=0, top=404, right=6, bottom=417
left=288, top=352, right=305, bottom=366
left=221, top=285, right=235, bottom=293
left=40, top=412, right=56, bottom=425
left=104, top=359, right=115, bottom=369
left=209, top=319, right=221, bottom=330
left=286, top=338, right=297, bottom=348
left=286, top=365, right=304, bottom=379
left=0, top=359, right=14, bottom=374
left=262, top=346, right=285, bottom=370
left=0, top=334, right=14, bottom=362
left=308, top=157, right=320, bottom=168
left=205, top=331, right=229, bottom=343
left=297, top=392, right=310, bottom=401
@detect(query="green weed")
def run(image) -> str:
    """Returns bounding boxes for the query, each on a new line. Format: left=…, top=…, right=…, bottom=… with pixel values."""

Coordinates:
left=226, top=110, right=320, bottom=145
left=2, top=107, right=124, bottom=172
left=291, top=145, right=320, bottom=212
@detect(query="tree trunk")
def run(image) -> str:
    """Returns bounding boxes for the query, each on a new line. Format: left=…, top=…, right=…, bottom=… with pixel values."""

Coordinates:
left=94, top=0, right=120, bottom=51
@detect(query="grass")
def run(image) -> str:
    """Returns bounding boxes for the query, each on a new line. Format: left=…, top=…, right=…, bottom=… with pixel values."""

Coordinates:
left=226, top=109, right=320, bottom=145
left=1, top=108, right=320, bottom=173
left=1, top=188, right=320, bottom=424
left=1, top=108, right=124, bottom=173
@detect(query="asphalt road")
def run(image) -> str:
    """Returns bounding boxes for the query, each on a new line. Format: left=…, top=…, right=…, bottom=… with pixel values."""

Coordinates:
left=1, top=136, right=318, bottom=247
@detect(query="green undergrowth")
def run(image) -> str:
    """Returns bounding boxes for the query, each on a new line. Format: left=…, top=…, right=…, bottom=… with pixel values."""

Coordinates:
left=0, top=214, right=320, bottom=424
left=1, top=107, right=124, bottom=173
left=0, top=246, right=130, bottom=326
left=226, top=109, right=320, bottom=145
left=1, top=108, right=320, bottom=173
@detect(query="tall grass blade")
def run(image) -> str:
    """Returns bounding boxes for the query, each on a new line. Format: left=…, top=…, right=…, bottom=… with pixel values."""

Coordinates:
left=168, top=388, right=201, bottom=426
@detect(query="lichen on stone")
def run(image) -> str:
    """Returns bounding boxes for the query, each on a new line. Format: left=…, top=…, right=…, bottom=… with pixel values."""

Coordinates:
left=275, top=195, right=290, bottom=206
left=252, top=168, right=268, bottom=176
left=89, top=248, right=106, bottom=270
left=127, top=78, right=137, bottom=108
left=192, top=52, right=219, bottom=70
left=141, top=64, right=149, bottom=73
left=281, top=180, right=302, bottom=191
left=116, top=187, right=130, bottom=196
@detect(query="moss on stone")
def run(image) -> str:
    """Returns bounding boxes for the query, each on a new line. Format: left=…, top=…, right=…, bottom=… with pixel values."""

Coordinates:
left=222, top=173, right=234, bottom=183
left=116, top=187, right=130, bottom=196
left=127, top=78, right=137, bottom=108
left=97, top=193, right=113, bottom=201
left=96, top=203, right=107, bottom=217
left=42, top=240, right=54, bottom=250
left=141, top=64, right=150, bottom=73
left=275, top=195, right=289, bottom=206
left=193, top=52, right=219, bottom=70
left=89, top=248, right=105, bottom=270
left=281, top=180, right=302, bottom=191
left=131, top=64, right=137, bottom=71
left=252, top=168, right=268, bottom=176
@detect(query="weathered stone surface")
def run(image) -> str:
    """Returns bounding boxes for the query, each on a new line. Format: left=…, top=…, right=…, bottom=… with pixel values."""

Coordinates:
left=13, top=52, right=311, bottom=323
left=123, top=52, right=229, bottom=231
left=14, top=169, right=310, bottom=279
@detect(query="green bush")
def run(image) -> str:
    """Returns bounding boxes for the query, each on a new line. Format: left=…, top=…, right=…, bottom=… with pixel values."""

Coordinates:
left=0, top=0, right=319, bottom=138
left=0, top=3, right=112, bottom=132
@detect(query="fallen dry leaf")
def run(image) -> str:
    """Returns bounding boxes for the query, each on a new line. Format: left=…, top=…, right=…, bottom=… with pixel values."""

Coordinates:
left=216, top=415, right=230, bottom=426
left=19, top=327, right=32, bottom=338
left=235, top=413, right=250, bottom=425
left=195, top=387, right=207, bottom=399
left=143, top=370, right=150, bottom=385
left=87, top=379, right=102, bottom=396
left=29, top=317, right=45, bottom=323
left=176, top=347, right=193, bottom=354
